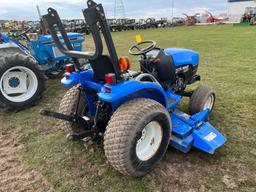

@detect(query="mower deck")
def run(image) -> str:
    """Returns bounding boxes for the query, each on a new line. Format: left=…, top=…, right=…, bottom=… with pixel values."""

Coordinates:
left=170, top=109, right=227, bottom=154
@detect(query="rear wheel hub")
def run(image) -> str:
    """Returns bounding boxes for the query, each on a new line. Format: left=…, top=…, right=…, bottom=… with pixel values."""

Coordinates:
left=0, top=66, right=38, bottom=103
left=136, top=121, right=163, bottom=161
left=9, top=77, right=20, bottom=88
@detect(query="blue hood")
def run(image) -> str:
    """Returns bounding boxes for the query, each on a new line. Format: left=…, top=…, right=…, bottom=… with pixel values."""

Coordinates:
left=164, top=48, right=199, bottom=67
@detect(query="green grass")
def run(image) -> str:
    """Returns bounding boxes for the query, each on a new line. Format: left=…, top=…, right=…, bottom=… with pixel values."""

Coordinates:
left=1, top=25, right=256, bottom=191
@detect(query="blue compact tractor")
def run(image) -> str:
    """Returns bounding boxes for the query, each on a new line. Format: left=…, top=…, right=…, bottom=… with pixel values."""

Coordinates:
left=41, top=0, right=227, bottom=177
left=0, top=29, right=84, bottom=110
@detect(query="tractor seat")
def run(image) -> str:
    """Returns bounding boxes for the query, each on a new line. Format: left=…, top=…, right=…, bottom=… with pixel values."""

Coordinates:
left=89, top=55, right=115, bottom=83
left=155, top=50, right=176, bottom=85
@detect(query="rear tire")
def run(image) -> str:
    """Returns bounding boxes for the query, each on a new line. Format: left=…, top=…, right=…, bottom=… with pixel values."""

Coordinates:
left=58, top=86, right=88, bottom=136
left=104, top=99, right=171, bottom=177
left=0, top=53, right=45, bottom=110
left=189, top=85, right=216, bottom=115
left=0, top=48, right=23, bottom=108
left=250, top=17, right=256, bottom=25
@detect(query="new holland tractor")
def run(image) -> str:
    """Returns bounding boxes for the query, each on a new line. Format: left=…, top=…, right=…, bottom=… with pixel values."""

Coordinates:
left=41, top=0, right=227, bottom=177
left=0, top=29, right=84, bottom=110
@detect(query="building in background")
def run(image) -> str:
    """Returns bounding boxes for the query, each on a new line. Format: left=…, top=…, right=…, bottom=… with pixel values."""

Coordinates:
left=228, top=0, right=256, bottom=22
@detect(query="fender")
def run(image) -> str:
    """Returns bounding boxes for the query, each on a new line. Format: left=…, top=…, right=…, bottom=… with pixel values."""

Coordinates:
left=0, top=33, right=29, bottom=54
left=98, top=80, right=168, bottom=110
left=61, top=69, right=94, bottom=88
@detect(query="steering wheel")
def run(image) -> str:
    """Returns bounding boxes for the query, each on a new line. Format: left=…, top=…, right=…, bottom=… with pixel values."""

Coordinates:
left=129, top=40, right=157, bottom=56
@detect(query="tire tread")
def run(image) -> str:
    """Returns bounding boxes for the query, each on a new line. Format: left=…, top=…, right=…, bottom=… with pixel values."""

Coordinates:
left=104, top=98, right=170, bottom=177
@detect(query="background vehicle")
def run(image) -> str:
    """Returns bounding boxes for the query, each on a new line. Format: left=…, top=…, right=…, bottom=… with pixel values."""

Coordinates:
left=241, top=7, right=256, bottom=25
left=136, top=19, right=148, bottom=29
left=108, top=19, right=123, bottom=32
left=183, top=13, right=197, bottom=26
left=69, top=19, right=90, bottom=34
left=146, top=18, right=158, bottom=28
left=157, top=17, right=168, bottom=28
left=123, top=19, right=136, bottom=30
left=0, top=29, right=84, bottom=110
left=171, top=17, right=185, bottom=26
left=0, top=32, right=45, bottom=110
left=206, top=11, right=228, bottom=24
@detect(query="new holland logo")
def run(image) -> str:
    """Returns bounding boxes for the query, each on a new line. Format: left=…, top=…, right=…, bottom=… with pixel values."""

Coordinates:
left=176, top=65, right=190, bottom=73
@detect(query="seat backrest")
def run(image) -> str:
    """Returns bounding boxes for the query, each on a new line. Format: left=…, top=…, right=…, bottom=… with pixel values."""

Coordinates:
left=155, top=50, right=176, bottom=84
left=89, top=55, right=115, bottom=83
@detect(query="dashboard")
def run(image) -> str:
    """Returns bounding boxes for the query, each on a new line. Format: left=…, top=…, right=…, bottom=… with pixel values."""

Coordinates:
left=146, top=49, right=160, bottom=58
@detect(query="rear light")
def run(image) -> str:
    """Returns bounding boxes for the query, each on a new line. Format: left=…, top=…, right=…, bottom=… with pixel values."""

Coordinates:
left=65, top=64, right=75, bottom=73
left=105, top=73, right=116, bottom=85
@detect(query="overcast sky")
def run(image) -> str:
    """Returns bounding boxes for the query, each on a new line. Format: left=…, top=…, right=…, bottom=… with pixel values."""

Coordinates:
left=0, top=0, right=228, bottom=20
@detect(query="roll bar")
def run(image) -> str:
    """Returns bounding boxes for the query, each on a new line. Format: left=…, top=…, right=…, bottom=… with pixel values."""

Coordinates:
left=42, top=7, right=103, bottom=60
left=42, top=0, right=121, bottom=78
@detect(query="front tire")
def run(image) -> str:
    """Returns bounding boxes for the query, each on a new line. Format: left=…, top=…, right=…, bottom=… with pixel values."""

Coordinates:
left=104, top=99, right=171, bottom=177
left=189, top=85, right=216, bottom=115
left=0, top=53, right=45, bottom=110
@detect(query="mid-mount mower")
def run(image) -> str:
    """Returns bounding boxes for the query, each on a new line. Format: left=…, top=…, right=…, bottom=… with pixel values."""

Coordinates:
left=41, top=0, right=227, bottom=177
left=0, top=27, right=84, bottom=110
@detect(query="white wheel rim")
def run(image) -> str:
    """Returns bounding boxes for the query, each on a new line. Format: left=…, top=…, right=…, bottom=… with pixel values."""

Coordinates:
left=203, top=94, right=215, bottom=111
left=136, top=121, right=163, bottom=161
left=0, top=66, right=38, bottom=103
